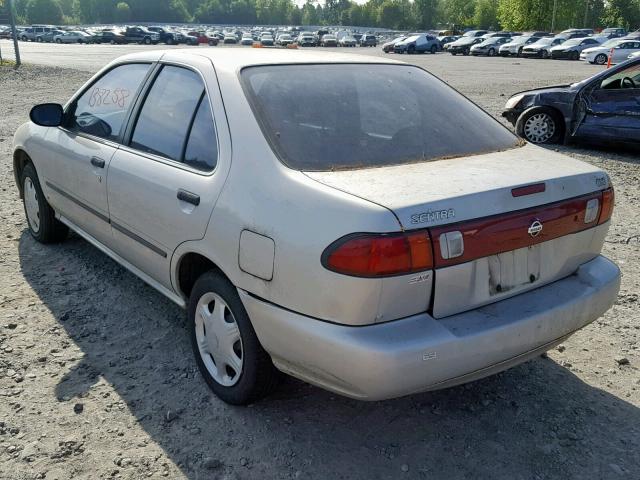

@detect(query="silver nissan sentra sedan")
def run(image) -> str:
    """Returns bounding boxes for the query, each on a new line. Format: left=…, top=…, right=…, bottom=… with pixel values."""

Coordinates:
left=13, top=50, right=620, bottom=405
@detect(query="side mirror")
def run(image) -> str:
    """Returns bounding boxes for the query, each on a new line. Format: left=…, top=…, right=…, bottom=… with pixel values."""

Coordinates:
left=30, top=103, right=63, bottom=127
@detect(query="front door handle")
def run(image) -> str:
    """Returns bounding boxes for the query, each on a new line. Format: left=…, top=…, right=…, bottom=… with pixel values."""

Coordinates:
left=177, top=189, right=200, bottom=206
left=91, top=156, right=105, bottom=168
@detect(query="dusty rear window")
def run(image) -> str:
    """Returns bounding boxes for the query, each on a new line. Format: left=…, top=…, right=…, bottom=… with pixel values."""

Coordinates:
left=241, top=64, right=520, bottom=171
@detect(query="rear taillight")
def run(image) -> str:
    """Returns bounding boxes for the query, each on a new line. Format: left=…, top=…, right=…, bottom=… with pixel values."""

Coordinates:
left=322, top=231, right=433, bottom=277
left=598, top=187, right=614, bottom=225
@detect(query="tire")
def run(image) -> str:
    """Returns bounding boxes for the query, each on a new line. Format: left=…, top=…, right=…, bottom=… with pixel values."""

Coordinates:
left=430, top=45, right=437, bottom=54
left=144, top=37, right=151, bottom=45
left=516, top=107, right=563, bottom=145
left=463, top=47, right=470, bottom=56
left=21, top=35, right=27, bottom=41
left=541, top=49, right=549, bottom=59
left=594, top=53, right=607, bottom=65
left=189, top=271, right=280, bottom=405
left=517, top=47, right=523, bottom=57
left=488, top=48, right=495, bottom=56
left=55, top=39, right=61, bottom=44
left=21, top=163, right=68, bottom=243
left=36, top=36, right=42, bottom=42
left=110, top=40, right=116, bottom=45
left=570, top=50, right=579, bottom=60
left=408, top=45, right=415, bottom=54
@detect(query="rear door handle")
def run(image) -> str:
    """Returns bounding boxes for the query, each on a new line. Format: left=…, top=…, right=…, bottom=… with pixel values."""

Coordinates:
left=177, top=189, right=200, bottom=206
left=91, top=156, right=105, bottom=168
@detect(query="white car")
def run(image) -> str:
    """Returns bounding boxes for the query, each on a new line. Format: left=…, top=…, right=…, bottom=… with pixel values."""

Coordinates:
left=13, top=50, right=620, bottom=405
left=54, top=31, right=93, bottom=44
left=580, top=38, right=640, bottom=64
left=499, top=35, right=543, bottom=56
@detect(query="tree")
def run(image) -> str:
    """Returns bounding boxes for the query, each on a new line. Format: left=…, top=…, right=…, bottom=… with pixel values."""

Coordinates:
left=440, top=0, right=476, bottom=28
left=377, top=0, right=403, bottom=29
left=413, top=0, right=438, bottom=29
left=473, top=0, right=499, bottom=29
left=301, top=1, right=318, bottom=25
left=115, top=1, right=131, bottom=21
left=26, top=0, right=64, bottom=23
left=601, top=0, right=640, bottom=29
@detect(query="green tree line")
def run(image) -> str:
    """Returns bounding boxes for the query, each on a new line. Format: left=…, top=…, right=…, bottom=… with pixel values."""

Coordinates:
left=8, top=0, right=640, bottom=31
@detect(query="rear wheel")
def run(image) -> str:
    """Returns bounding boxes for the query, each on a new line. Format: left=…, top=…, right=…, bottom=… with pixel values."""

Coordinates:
left=516, top=108, right=563, bottom=144
left=21, top=163, right=68, bottom=243
left=189, top=272, right=280, bottom=405
left=594, top=53, right=607, bottom=65
left=55, top=38, right=61, bottom=44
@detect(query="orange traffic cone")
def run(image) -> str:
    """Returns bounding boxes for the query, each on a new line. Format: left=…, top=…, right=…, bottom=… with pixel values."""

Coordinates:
left=606, top=48, right=613, bottom=68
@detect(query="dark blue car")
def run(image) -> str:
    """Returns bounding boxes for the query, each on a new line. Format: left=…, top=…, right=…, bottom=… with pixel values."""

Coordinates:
left=502, top=57, right=640, bottom=147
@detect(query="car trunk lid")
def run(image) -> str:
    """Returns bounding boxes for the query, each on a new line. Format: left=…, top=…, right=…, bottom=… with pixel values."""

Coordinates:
left=306, top=144, right=612, bottom=318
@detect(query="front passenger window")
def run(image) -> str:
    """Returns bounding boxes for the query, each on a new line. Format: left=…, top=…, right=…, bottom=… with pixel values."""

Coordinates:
left=68, top=63, right=150, bottom=141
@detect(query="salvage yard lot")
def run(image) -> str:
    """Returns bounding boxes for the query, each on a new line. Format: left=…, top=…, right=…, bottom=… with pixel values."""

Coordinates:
left=0, top=44, right=639, bottom=480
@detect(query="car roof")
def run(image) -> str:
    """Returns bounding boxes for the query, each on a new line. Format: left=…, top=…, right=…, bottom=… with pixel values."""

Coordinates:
left=112, top=49, right=403, bottom=73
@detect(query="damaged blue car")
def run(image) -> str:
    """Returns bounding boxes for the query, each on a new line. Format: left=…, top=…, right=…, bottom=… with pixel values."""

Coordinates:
left=503, top=57, right=640, bottom=147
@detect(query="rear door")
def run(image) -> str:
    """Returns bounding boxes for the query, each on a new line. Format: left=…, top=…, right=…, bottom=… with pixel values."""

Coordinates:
left=106, top=56, right=231, bottom=289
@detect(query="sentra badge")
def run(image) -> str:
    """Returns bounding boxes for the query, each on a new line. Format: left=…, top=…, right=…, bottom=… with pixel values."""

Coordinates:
left=410, top=209, right=455, bottom=224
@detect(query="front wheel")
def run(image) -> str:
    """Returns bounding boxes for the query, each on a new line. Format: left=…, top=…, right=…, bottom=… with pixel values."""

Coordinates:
left=541, top=49, right=549, bottom=59
left=488, top=48, right=496, bottom=56
left=189, top=272, right=280, bottom=405
left=55, top=39, right=61, bottom=44
left=463, top=47, right=470, bottom=56
left=144, top=37, right=152, bottom=45
left=430, top=45, right=437, bottom=54
left=594, top=53, right=607, bottom=65
left=570, top=50, right=579, bottom=60
left=516, top=108, right=563, bottom=144
left=21, top=163, right=68, bottom=243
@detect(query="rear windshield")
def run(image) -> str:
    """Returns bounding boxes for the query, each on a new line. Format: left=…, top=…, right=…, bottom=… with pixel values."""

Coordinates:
left=241, top=64, right=519, bottom=171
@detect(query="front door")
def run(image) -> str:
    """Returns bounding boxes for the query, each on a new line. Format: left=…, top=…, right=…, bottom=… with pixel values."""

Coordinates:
left=106, top=57, right=230, bottom=289
left=575, top=60, right=640, bottom=144
left=43, top=62, right=152, bottom=243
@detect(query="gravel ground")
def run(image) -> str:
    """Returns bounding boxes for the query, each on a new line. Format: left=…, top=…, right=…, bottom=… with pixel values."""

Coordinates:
left=0, top=52, right=639, bottom=480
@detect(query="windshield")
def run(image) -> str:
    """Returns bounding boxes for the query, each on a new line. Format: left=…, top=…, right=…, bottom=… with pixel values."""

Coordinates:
left=463, top=31, right=477, bottom=37
left=241, top=64, right=519, bottom=171
left=602, top=39, right=622, bottom=48
left=561, top=38, right=582, bottom=46
left=512, top=35, right=532, bottom=44
left=404, top=35, right=420, bottom=42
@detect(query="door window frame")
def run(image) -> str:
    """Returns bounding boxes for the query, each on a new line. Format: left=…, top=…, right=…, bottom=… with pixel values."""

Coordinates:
left=119, top=61, right=221, bottom=176
left=60, top=61, right=156, bottom=148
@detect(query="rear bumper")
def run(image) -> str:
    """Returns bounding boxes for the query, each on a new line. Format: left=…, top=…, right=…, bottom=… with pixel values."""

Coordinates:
left=240, top=255, right=620, bottom=400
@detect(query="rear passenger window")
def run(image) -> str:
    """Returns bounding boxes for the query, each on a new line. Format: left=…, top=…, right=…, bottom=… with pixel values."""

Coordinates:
left=131, top=66, right=203, bottom=161
left=184, top=96, right=218, bottom=171
left=131, top=65, right=218, bottom=171
left=68, top=63, right=150, bottom=141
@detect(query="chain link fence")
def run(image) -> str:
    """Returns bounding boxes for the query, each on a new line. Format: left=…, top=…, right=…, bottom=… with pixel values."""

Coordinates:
left=0, top=1, right=20, bottom=66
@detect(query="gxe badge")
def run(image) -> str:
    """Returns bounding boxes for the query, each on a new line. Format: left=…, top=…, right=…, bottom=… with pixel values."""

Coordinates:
left=528, top=219, right=543, bottom=238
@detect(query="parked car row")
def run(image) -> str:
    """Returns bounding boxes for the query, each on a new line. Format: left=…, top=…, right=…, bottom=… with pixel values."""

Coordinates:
left=381, top=27, right=640, bottom=64
left=10, top=23, right=385, bottom=49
